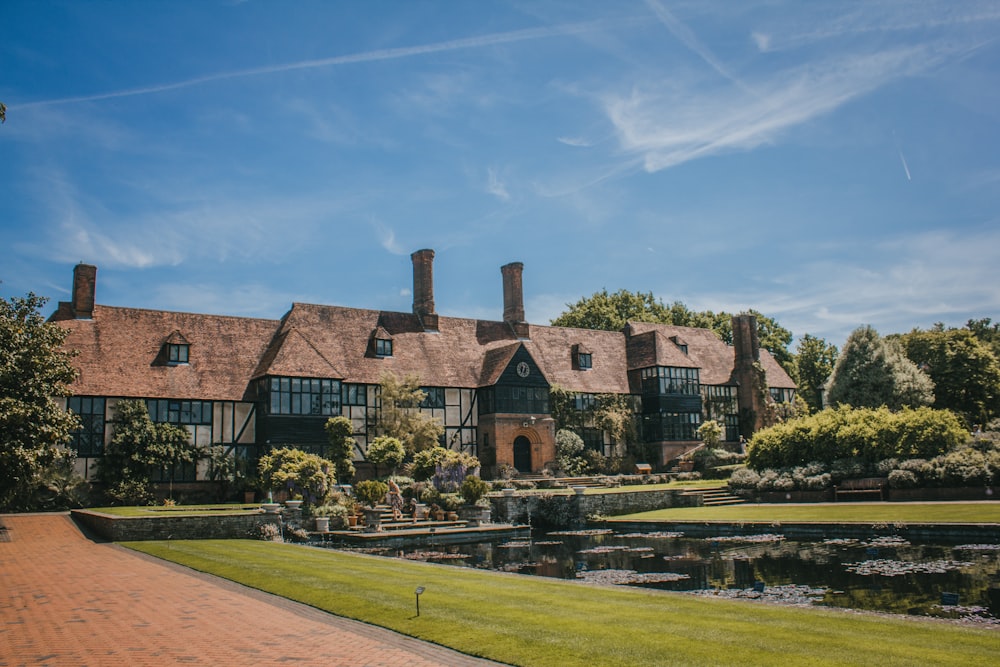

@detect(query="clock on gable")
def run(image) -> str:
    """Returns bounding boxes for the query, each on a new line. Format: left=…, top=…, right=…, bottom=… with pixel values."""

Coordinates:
left=516, top=361, right=530, bottom=378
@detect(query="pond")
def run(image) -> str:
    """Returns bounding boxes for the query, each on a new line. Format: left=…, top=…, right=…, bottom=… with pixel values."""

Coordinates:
left=342, top=529, right=1000, bottom=624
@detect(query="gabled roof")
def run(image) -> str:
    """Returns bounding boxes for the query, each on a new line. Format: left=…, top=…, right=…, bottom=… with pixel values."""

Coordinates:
left=253, top=327, right=343, bottom=380
left=625, top=320, right=797, bottom=389
left=49, top=303, right=280, bottom=401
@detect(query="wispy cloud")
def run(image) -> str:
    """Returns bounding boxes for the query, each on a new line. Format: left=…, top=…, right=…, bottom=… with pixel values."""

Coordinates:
left=373, top=220, right=406, bottom=255
left=486, top=167, right=510, bottom=201
left=605, top=43, right=954, bottom=172
left=14, top=20, right=616, bottom=109
left=695, top=227, right=1000, bottom=344
left=556, top=136, right=593, bottom=147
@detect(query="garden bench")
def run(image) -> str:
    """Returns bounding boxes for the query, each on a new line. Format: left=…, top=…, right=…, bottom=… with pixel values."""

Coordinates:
left=833, top=477, right=887, bottom=501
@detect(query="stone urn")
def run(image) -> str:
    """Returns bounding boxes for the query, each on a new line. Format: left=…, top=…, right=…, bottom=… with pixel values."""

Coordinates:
left=314, top=516, right=330, bottom=532
left=261, top=503, right=282, bottom=514
left=362, top=507, right=383, bottom=532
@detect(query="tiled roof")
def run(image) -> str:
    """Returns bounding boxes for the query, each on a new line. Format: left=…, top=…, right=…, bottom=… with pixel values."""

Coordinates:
left=51, top=299, right=796, bottom=401
left=626, top=321, right=797, bottom=388
left=49, top=303, right=280, bottom=401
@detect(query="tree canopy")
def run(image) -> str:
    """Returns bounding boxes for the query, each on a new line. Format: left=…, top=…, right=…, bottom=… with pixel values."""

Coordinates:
left=0, top=292, right=81, bottom=510
left=551, top=289, right=793, bottom=371
left=97, top=399, right=196, bottom=504
left=324, top=416, right=357, bottom=482
left=895, top=327, right=1000, bottom=427
left=825, top=325, right=933, bottom=410
left=375, top=371, right=444, bottom=453
left=793, top=334, right=838, bottom=412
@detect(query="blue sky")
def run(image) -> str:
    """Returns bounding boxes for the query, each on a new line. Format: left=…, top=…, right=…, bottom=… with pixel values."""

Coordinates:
left=2, top=1, right=998, bottom=351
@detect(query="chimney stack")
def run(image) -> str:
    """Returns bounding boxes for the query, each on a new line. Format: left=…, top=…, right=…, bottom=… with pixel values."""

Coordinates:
left=501, top=261, right=529, bottom=338
left=411, top=249, right=438, bottom=330
left=732, top=313, right=766, bottom=437
left=72, top=263, right=97, bottom=319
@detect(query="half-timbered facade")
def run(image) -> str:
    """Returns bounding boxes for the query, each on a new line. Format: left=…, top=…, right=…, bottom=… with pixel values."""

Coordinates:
left=49, top=252, right=796, bottom=484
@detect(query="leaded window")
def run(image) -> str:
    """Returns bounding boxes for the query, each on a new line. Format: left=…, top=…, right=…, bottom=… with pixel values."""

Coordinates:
left=264, top=377, right=342, bottom=416
left=478, top=386, right=549, bottom=415
left=67, top=396, right=106, bottom=456
left=147, top=399, right=212, bottom=425
left=342, top=383, right=367, bottom=406
left=420, top=387, right=445, bottom=409
left=577, top=353, right=592, bottom=370
left=642, top=411, right=701, bottom=441
left=640, top=366, right=700, bottom=396
left=375, top=338, right=392, bottom=357
left=167, top=343, right=189, bottom=364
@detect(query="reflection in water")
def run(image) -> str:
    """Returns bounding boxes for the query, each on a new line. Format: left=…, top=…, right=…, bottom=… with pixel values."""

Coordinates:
left=340, top=530, right=1000, bottom=623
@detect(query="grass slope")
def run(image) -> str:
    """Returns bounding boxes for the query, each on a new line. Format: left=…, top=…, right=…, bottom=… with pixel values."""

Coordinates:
left=126, top=540, right=999, bottom=666
left=618, top=502, right=1000, bottom=524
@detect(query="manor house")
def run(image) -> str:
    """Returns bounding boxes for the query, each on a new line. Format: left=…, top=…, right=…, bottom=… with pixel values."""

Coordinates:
left=49, top=251, right=796, bottom=484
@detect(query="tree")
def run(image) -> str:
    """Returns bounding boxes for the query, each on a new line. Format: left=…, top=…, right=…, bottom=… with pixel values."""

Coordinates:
left=897, top=328, right=1000, bottom=427
left=257, top=447, right=337, bottom=508
left=793, top=334, right=838, bottom=412
left=826, top=326, right=934, bottom=410
left=551, top=289, right=794, bottom=372
left=696, top=420, right=723, bottom=448
left=965, top=318, right=1000, bottom=360
left=375, top=371, right=444, bottom=453
left=555, top=428, right=586, bottom=475
left=97, top=400, right=196, bottom=504
left=323, top=416, right=357, bottom=482
left=366, top=435, right=405, bottom=477
left=0, top=292, right=81, bottom=510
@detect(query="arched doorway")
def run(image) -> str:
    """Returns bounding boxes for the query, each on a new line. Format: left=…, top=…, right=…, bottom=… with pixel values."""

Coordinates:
left=513, top=435, right=532, bottom=473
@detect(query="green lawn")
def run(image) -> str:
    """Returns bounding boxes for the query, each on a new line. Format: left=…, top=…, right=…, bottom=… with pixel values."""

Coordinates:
left=126, top=539, right=999, bottom=666
left=89, top=504, right=260, bottom=517
left=617, top=502, right=1000, bottom=524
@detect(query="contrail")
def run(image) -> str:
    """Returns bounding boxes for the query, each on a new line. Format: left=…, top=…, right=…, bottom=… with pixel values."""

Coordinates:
left=15, top=19, right=617, bottom=109
left=898, top=149, right=912, bottom=181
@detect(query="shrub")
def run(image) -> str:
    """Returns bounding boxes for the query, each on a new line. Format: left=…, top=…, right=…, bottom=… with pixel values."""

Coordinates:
left=459, top=476, right=490, bottom=505
left=727, top=466, right=760, bottom=490
left=354, top=479, right=388, bottom=508
left=747, top=406, right=968, bottom=470
left=258, top=447, right=337, bottom=507
left=887, top=469, right=918, bottom=489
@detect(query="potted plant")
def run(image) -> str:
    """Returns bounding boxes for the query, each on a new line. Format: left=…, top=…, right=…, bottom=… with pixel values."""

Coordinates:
left=459, top=476, right=491, bottom=525
left=354, top=479, right=388, bottom=532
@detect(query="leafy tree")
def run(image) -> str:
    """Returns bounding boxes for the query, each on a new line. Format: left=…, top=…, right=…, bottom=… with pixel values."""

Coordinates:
left=408, top=446, right=449, bottom=481
left=551, top=289, right=793, bottom=371
left=896, top=328, right=1000, bottom=427
left=375, top=371, right=444, bottom=454
left=696, top=419, right=723, bottom=448
left=97, top=400, right=196, bottom=504
left=366, top=435, right=405, bottom=477
left=459, top=475, right=490, bottom=505
left=965, top=318, right=1000, bottom=359
left=1, top=293, right=81, bottom=510
left=826, top=326, right=933, bottom=410
left=257, top=446, right=337, bottom=508
left=793, top=334, right=838, bottom=412
left=323, top=416, right=357, bottom=482
left=555, top=428, right=586, bottom=475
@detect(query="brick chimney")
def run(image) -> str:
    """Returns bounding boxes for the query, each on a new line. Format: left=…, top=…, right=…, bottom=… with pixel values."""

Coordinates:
left=501, top=262, right=529, bottom=338
left=72, top=263, right=97, bottom=319
left=732, top=313, right=766, bottom=437
left=411, top=249, right=438, bottom=331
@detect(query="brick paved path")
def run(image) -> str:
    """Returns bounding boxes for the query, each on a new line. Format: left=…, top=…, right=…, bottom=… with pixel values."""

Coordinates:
left=0, top=514, right=506, bottom=667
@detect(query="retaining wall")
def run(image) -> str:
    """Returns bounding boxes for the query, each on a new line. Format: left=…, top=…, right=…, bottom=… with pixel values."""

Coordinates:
left=490, top=488, right=699, bottom=528
left=72, top=509, right=280, bottom=542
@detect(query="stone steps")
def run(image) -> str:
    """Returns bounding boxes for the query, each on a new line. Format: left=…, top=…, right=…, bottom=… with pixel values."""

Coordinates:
left=681, top=486, right=745, bottom=506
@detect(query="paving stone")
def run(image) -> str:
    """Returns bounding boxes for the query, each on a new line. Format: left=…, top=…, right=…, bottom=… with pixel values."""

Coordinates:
left=0, top=514, right=505, bottom=667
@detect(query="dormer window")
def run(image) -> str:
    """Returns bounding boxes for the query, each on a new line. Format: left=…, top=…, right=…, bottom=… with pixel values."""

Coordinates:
left=162, top=330, right=191, bottom=365
left=369, top=325, right=394, bottom=358
left=670, top=335, right=688, bottom=355
left=572, top=343, right=592, bottom=370
left=168, top=343, right=189, bottom=364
